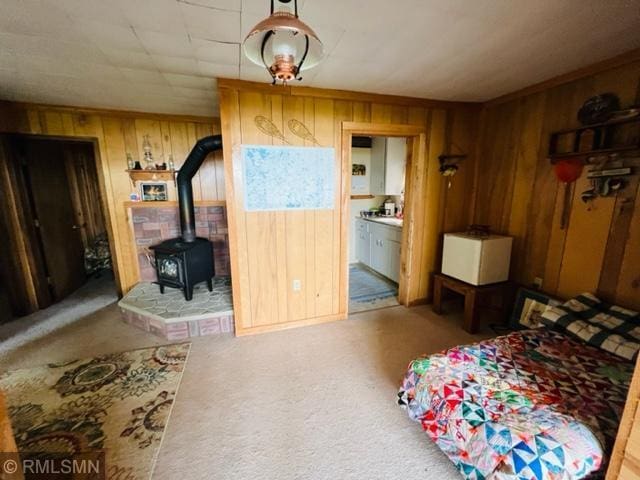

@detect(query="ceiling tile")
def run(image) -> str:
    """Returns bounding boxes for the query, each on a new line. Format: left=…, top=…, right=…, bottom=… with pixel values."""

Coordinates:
left=179, top=2, right=241, bottom=43
left=69, top=62, right=128, bottom=82
left=152, top=55, right=200, bottom=75
left=136, top=30, right=193, bottom=58
left=0, top=0, right=82, bottom=39
left=119, top=68, right=169, bottom=85
left=116, top=0, right=186, bottom=34
left=172, top=86, right=214, bottom=99
left=99, top=47, right=158, bottom=70
left=239, top=64, right=274, bottom=83
left=191, top=37, right=239, bottom=65
left=177, top=0, right=241, bottom=11
left=47, top=0, right=129, bottom=25
left=1, top=0, right=640, bottom=117
left=196, top=60, right=239, bottom=78
left=163, top=73, right=217, bottom=89
left=77, top=21, right=145, bottom=52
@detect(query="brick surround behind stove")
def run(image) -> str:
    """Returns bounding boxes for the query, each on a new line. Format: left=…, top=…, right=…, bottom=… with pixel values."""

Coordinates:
left=131, top=205, right=230, bottom=282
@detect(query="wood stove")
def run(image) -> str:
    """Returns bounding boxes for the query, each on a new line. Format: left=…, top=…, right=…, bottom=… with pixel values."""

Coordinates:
left=151, top=237, right=214, bottom=301
left=150, top=135, right=222, bottom=301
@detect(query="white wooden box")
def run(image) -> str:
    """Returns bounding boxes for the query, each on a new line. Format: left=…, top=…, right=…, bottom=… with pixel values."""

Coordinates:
left=442, top=233, right=512, bottom=285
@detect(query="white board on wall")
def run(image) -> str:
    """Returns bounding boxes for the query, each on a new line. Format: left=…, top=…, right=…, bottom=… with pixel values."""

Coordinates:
left=241, top=145, right=335, bottom=211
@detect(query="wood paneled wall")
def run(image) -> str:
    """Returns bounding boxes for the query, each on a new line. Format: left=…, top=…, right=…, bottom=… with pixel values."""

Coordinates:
left=0, top=102, right=222, bottom=297
left=473, top=60, right=640, bottom=310
left=218, top=79, right=478, bottom=335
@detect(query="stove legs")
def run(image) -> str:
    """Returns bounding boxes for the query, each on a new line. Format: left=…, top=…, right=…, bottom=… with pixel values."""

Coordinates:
left=184, top=285, right=194, bottom=301
left=206, top=278, right=213, bottom=292
left=159, top=284, right=165, bottom=294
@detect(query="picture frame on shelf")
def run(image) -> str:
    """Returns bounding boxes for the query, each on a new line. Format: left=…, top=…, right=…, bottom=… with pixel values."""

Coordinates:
left=140, top=182, right=168, bottom=202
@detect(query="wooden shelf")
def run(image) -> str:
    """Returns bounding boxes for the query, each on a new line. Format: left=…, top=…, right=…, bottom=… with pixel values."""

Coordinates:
left=549, top=145, right=640, bottom=163
left=552, top=115, right=640, bottom=135
left=548, top=115, right=640, bottom=163
left=127, top=169, right=176, bottom=185
left=350, top=194, right=375, bottom=199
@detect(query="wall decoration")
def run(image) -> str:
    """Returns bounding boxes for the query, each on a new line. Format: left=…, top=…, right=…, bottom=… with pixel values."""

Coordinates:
left=352, top=164, right=366, bottom=175
left=288, top=119, right=321, bottom=145
left=241, top=145, right=335, bottom=211
left=509, top=288, right=560, bottom=330
left=254, top=115, right=290, bottom=144
left=141, top=182, right=168, bottom=202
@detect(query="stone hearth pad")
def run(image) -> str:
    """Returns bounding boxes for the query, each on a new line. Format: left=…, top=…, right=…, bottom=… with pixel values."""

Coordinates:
left=119, top=278, right=234, bottom=340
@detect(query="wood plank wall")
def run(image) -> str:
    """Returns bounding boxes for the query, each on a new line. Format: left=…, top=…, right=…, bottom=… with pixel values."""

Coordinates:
left=63, top=142, right=106, bottom=249
left=473, top=60, right=640, bottom=310
left=0, top=102, right=223, bottom=297
left=218, top=79, right=478, bottom=335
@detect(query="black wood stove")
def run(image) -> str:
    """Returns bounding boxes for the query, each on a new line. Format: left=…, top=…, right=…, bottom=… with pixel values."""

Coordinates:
left=150, top=135, right=222, bottom=301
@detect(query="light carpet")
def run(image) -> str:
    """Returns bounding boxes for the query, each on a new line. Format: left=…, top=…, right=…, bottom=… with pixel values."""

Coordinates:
left=0, top=301, right=492, bottom=480
left=0, top=343, right=190, bottom=480
left=0, top=274, right=118, bottom=358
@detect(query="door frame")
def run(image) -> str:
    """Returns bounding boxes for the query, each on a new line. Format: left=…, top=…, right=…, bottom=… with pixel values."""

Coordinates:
left=0, top=133, right=114, bottom=313
left=340, top=122, right=428, bottom=314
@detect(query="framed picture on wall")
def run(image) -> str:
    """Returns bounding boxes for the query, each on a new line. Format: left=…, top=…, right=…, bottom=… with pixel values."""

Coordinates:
left=141, top=182, right=168, bottom=202
left=509, top=288, right=561, bottom=330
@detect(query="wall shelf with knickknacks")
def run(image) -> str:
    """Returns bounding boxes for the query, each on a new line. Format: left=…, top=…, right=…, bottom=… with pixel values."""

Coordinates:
left=126, top=169, right=177, bottom=187
left=548, top=116, right=640, bottom=163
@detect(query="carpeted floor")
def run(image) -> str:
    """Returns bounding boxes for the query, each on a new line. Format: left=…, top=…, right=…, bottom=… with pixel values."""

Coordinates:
left=0, top=273, right=118, bottom=356
left=349, top=263, right=399, bottom=313
left=0, top=300, right=492, bottom=480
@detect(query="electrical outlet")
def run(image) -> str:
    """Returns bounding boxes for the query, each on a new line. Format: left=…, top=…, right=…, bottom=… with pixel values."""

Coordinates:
left=292, top=279, right=302, bottom=292
left=533, top=277, right=543, bottom=289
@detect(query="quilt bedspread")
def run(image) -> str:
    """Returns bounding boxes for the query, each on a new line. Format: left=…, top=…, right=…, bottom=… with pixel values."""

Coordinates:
left=398, top=329, right=633, bottom=480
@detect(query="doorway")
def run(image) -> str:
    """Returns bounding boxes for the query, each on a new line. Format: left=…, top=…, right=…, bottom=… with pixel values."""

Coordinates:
left=0, top=135, right=113, bottom=321
left=348, top=135, right=407, bottom=314
left=340, top=122, right=428, bottom=316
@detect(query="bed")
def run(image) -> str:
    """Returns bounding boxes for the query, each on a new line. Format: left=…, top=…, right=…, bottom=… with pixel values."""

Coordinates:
left=398, top=293, right=638, bottom=480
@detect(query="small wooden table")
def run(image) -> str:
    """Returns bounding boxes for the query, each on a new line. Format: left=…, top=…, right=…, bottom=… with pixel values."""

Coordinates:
left=432, top=273, right=514, bottom=334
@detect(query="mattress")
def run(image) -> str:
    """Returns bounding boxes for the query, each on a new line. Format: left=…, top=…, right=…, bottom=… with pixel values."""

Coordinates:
left=398, top=329, right=633, bottom=479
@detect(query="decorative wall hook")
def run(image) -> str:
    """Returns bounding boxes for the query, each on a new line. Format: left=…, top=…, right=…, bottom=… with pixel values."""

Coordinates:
left=438, top=154, right=467, bottom=188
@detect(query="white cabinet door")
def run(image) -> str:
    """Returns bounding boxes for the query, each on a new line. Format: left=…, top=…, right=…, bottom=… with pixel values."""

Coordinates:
left=384, top=137, right=406, bottom=195
left=370, top=232, right=388, bottom=275
left=387, top=239, right=401, bottom=283
left=355, top=220, right=371, bottom=266
left=370, top=137, right=386, bottom=195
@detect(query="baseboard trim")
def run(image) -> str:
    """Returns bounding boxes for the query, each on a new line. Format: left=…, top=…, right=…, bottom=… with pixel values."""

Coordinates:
left=234, top=312, right=347, bottom=337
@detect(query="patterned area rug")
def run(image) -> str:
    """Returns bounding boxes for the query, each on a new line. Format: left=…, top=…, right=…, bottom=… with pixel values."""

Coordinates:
left=349, top=263, right=399, bottom=314
left=0, top=343, right=190, bottom=480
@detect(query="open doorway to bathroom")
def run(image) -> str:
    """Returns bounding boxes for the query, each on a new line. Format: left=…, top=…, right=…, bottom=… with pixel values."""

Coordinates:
left=347, top=135, right=407, bottom=314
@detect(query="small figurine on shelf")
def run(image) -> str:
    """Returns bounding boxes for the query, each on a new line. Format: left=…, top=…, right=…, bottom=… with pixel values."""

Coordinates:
left=126, top=153, right=135, bottom=170
left=168, top=154, right=175, bottom=171
left=142, top=134, right=154, bottom=170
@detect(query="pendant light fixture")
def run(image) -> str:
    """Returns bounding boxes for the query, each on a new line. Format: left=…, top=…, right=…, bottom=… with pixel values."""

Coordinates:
left=243, top=0, right=323, bottom=84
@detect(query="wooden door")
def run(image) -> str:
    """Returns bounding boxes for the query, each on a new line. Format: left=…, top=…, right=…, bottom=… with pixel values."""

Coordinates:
left=22, top=140, right=86, bottom=301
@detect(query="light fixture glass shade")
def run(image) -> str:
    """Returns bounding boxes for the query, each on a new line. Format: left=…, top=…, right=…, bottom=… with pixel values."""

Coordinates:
left=243, top=10, right=323, bottom=83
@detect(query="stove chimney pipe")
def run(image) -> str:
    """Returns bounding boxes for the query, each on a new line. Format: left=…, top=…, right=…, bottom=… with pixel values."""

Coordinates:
left=177, top=135, right=223, bottom=242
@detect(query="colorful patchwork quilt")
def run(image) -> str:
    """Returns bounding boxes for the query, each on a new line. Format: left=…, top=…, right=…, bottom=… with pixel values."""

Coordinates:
left=398, top=328, right=633, bottom=480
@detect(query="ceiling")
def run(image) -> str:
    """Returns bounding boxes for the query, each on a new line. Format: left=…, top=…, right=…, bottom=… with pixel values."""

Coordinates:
left=1, top=0, right=639, bottom=117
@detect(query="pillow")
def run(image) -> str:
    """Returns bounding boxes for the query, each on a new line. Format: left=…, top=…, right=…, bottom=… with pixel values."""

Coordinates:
left=540, top=293, right=640, bottom=361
